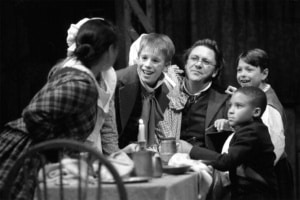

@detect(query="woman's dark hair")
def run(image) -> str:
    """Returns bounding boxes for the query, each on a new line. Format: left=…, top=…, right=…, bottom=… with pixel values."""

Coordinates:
left=73, top=19, right=118, bottom=68
left=183, top=39, right=224, bottom=72
left=238, top=48, right=269, bottom=70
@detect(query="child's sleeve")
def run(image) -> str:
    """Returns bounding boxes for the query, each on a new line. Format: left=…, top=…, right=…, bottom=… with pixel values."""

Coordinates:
left=261, top=106, right=285, bottom=164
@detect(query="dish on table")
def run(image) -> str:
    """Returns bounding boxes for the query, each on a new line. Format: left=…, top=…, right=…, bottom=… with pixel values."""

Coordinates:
left=102, top=176, right=151, bottom=184
left=162, top=165, right=190, bottom=175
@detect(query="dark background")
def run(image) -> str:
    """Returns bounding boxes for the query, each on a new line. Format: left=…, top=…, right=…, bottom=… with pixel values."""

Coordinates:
left=1, top=0, right=299, bottom=198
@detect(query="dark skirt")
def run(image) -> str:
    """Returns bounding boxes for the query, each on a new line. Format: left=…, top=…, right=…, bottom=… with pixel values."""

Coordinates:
left=0, top=127, right=35, bottom=200
left=275, top=156, right=295, bottom=200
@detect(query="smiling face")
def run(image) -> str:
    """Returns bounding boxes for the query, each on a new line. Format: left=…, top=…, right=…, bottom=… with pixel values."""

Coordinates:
left=227, top=92, right=260, bottom=128
left=185, top=46, right=218, bottom=84
left=137, top=46, right=167, bottom=86
left=236, top=59, right=268, bottom=88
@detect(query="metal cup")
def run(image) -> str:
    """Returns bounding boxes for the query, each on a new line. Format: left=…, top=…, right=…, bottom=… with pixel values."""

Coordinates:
left=130, top=151, right=153, bottom=177
left=160, top=137, right=177, bottom=153
left=159, top=137, right=177, bottom=165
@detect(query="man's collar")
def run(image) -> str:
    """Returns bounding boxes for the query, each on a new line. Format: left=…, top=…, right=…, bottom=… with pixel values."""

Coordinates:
left=183, top=79, right=212, bottom=96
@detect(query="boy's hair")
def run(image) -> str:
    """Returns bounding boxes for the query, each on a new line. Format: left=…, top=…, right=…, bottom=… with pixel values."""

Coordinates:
left=235, top=86, right=267, bottom=117
left=238, top=48, right=269, bottom=70
left=138, top=33, right=175, bottom=64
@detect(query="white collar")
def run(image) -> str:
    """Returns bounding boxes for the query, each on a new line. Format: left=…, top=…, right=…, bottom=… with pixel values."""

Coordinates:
left=183, top=80, right=212, bottom=96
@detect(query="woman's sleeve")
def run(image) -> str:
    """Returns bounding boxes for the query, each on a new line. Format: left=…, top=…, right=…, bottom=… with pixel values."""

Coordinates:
left=100, top=98, right=120, bottom=155
left=23, top=77, right=98, bottom=139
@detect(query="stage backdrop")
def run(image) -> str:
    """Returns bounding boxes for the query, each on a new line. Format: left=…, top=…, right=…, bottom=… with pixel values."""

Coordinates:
left=0, top=0, right=299, bottom=198
left=155, top=0, right=300, bottom=106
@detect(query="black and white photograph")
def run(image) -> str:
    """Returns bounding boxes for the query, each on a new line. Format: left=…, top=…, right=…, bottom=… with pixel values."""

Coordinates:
left=0, top=0, right=299, bottom=199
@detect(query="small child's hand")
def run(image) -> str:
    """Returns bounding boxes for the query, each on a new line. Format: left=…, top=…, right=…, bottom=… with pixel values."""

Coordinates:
left=225, top=85, right=237, bottom=95
left=166, top=65, right=184, bottom=80
left=167, top=64, right=184, bottom=74
left=214, top=119, right=232, bottom=132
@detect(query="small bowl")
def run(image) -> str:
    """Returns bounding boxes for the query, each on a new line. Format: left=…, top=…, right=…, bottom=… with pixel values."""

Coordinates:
left=162, top=165, right=190, bottom=175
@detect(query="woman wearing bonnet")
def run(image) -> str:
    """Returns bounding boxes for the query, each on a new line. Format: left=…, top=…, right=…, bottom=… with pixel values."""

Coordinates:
left=0, top=17, right=119, bottom=199
left=62, top=17, right=120, bottom=155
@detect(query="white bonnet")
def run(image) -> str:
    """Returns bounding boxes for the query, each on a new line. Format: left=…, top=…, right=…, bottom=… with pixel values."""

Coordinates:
left=66, top=17, right=104, bottom=56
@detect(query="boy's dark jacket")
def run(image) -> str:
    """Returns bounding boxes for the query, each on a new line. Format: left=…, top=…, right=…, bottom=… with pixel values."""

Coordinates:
left=115, top=65, right=170, bottom=147
left=190, top=118, right=277, bottom=191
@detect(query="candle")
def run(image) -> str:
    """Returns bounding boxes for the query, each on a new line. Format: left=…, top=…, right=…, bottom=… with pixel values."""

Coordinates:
left=138, top=119, right=145, bottom=142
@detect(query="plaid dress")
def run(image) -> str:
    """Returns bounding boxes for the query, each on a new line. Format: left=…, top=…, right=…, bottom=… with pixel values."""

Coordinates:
left=0, top=65, right=99, bottom=200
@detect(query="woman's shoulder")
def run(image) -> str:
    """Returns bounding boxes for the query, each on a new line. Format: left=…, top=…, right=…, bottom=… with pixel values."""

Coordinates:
left=42, top=67, right=99, bottom=105
left=49, top=67, right=95, bottom=85
left=25, top=68, right=98, bottom=118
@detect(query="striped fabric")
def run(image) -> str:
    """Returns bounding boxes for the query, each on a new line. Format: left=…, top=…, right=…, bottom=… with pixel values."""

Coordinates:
left=0, top=67, right=99, bottom=199
left=156, top=81, right=188, bottom=141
